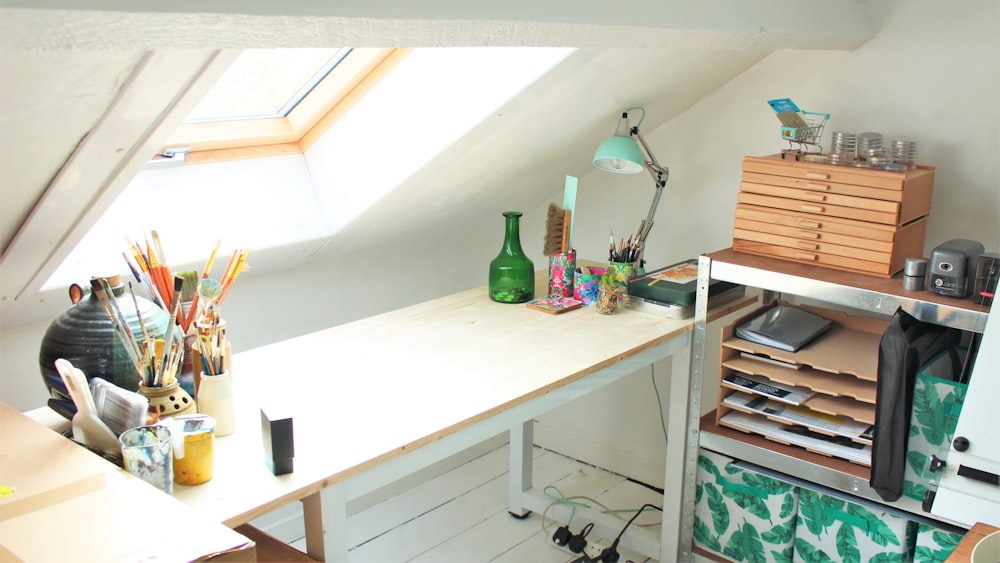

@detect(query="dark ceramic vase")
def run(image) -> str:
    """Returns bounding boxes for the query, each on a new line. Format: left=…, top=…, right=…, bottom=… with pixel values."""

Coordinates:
left=38, top=276, right=171, bottom=418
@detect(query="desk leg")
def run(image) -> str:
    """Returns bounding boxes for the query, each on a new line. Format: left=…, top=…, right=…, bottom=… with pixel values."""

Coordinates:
left=302, top=483, right=348, bottom=562
left=661, top=343, right=693, bottom=562
left=508, top=419, right=534, bottom=517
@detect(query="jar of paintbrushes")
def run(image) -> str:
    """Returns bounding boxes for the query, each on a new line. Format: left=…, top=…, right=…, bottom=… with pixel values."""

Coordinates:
left=193, top=317, right=235, bottom=437
left=82, top=276, right=195, bottom=419
left=115, top=233, right=248, bottom=434
left=190, top=278, right=236, bottom=437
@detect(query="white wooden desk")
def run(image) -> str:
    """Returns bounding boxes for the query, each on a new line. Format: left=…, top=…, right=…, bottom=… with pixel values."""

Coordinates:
left=172, top=284, right=696, bottom=561
left=0, top=403, right=255, bottom=562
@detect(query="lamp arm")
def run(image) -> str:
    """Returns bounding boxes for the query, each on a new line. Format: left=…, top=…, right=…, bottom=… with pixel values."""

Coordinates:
left=635, top=129, right=669, bottom=182
left=633, top=128, right=669, bottom=252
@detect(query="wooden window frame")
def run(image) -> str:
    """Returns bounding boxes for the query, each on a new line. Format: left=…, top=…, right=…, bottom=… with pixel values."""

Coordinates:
left=161, top=48, right=410, bottom=165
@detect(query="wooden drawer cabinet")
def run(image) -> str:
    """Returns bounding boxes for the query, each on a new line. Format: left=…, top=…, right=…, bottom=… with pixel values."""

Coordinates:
left=733, top=154, right=934, bottom=277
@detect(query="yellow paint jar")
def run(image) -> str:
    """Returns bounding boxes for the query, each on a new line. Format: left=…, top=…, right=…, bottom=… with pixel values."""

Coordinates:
left=172, top=414, right=216, bottom=485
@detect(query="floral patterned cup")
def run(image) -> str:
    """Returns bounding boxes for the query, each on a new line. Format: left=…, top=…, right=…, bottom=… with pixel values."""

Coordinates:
left=547, top=251, right=576, bottom=298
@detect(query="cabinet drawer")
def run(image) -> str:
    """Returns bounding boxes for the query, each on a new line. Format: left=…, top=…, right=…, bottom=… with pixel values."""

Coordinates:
left=743, top=154, right=935, bottom=191
left=735, top=204, right=897, bottom=244
left=740, top=181, right=901, bottom=214
left=734, top=217, right=894, bottom=253
left=734, top=228, right=891, bottom=264
left=737, top=191, right=900, bottom=225
left=734, top=226, right=924, bottom=277
left=741, top=170, right=932, bottom=225
left=741, top=171, right=905, bottom=202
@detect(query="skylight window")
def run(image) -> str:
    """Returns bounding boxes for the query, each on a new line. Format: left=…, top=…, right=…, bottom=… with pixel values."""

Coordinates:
left=46, top=47, right=576, bottom=291
left=184, top=48, right=351, bottom=122
left=162, top=48, right=406, bottom=156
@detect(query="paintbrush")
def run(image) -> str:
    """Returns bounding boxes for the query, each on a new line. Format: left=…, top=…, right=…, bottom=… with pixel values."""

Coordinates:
left=92, top=278, right=143, bottom=381
left=156, top=275, right=184, bottom=386
left=90, top=377, right=148, bottom=436
left=184, top=240, right=220, bottom=331
left=219, top=247, right=249, bottom=303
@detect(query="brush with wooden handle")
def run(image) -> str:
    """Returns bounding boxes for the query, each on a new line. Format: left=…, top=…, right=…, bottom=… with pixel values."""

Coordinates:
left=543, top=203, right=567, bottom=256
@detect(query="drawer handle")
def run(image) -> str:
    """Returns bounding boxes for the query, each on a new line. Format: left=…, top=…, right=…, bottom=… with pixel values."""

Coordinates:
left=798, top=241, right=820, bottom=250
left=800, top=204, right=825, bottom=213
left=796, top=252, right=819, bottom=261
left=806, top=171, right=831, bottom=180
left=800, top=192, right=827, bottom=202
left=799, top=230, right=820, bottom=239
left=797, top=219, right=822, bottom=229
left=805, top=183, right=831, bottom=191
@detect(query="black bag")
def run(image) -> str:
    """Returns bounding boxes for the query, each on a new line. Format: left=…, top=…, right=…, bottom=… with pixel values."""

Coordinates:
left=870, top=308, right=964, bottom=502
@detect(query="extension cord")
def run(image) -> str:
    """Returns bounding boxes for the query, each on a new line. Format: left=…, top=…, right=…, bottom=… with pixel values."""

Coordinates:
left=549, top=533, right=608, bottom=562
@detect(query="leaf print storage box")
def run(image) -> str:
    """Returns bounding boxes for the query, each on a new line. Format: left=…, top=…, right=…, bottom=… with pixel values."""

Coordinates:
left=902, top=349, right=967, bottom=503
left=793, top=488, right=917, bottom=563
left=695, top=449, right=799, bottom=562
left=913, top=521, right=965, bottom=563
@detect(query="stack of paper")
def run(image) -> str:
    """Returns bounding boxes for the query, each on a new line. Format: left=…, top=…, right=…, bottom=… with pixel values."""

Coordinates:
left=720, top=410, right=872, bottom=465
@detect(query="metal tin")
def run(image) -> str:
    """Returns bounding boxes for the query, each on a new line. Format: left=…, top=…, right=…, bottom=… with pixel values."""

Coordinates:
left=904, top=258, right=928, bottom=277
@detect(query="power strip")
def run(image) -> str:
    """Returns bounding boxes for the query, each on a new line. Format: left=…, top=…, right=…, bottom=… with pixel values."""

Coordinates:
left=549, top=532, right=609, bottom=562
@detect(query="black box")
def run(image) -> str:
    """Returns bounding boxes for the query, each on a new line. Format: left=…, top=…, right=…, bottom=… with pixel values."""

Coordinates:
left=261, top=407, right=294, bottom=476
left=974, top=252, right=1000, bottom=305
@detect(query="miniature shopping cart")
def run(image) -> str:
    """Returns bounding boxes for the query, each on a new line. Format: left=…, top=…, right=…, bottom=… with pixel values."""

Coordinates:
left=767, top=98, right=830, bottom=160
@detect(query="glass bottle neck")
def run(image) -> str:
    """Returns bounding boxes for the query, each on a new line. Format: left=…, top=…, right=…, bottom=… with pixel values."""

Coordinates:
left=502, top=212, right=524, bottom=255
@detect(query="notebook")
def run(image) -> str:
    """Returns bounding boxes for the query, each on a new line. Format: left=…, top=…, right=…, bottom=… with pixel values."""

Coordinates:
left=735, top=304, right=833, bottom=352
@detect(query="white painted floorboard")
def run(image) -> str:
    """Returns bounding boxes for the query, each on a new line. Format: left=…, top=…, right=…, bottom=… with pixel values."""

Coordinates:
left=282, top=444, right=665, bottom=562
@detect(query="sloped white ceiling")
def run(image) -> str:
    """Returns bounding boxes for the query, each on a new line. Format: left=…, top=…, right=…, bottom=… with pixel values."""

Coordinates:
left=0, top=1, right=878, bottom=309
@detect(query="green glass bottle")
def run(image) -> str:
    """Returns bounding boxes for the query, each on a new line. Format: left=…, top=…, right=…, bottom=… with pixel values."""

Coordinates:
left=489, top=211, right=534, bottom=303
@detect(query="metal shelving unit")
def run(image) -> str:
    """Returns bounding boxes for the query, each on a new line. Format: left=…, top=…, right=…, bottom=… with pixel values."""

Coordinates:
left=678, top=247, right=993, bottom=555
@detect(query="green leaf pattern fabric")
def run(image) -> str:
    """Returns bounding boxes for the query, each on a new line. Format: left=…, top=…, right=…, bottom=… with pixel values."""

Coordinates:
left=695, top=450, right=797, bottom=562
left=694, top=450, right=940, bottom=563
left=903, top=372, right=968, bottom=501
left=792, top=489, right=916, bottom=563
left=912, top=522, right=964, bottom=562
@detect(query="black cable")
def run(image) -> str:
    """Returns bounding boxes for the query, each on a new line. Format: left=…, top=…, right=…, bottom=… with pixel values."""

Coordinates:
left=606, top=503, right=663, bottom=555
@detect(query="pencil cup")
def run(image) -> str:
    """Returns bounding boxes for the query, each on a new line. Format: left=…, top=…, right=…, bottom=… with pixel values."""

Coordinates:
left=120, top=425, right=174, bottom=495
left=548, top=251, right=576, bottom=298
left=607, top=261, right=637, bottom=289
left=138, top=380, right=196, bottom=419
left=574, top=267, right=605, bottom=305
left=191, top=339, right=232, bottom=396
left=197, top=370, right=236, bottom=437
left=172, top=414, right=216, bottom=486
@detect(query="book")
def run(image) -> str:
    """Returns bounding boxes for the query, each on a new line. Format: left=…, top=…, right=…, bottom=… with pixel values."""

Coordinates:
left=739, top=351, right=802, bottom=370
left=625, top=280, right=746, bottom=319
left=735, top=304, right=833, bottom=352
left=721, top=372, right=814, bottom=405
left=525, top=297, right=583, bottom=314
left=723, top=391, right=874, bottom=444
left=628, top=259, right=745, bottom=307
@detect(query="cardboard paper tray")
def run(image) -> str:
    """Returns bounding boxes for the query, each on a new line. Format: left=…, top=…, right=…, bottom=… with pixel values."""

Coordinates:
left=722, top=356, right=877, bottom=404
left=721, top=301, right=886, bottom=380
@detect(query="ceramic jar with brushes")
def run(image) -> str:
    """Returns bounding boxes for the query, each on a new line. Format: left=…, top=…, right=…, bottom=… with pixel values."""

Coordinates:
left=39, top=276, right=171, bottom=419
left=192, top=278, right=236, bottom=436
